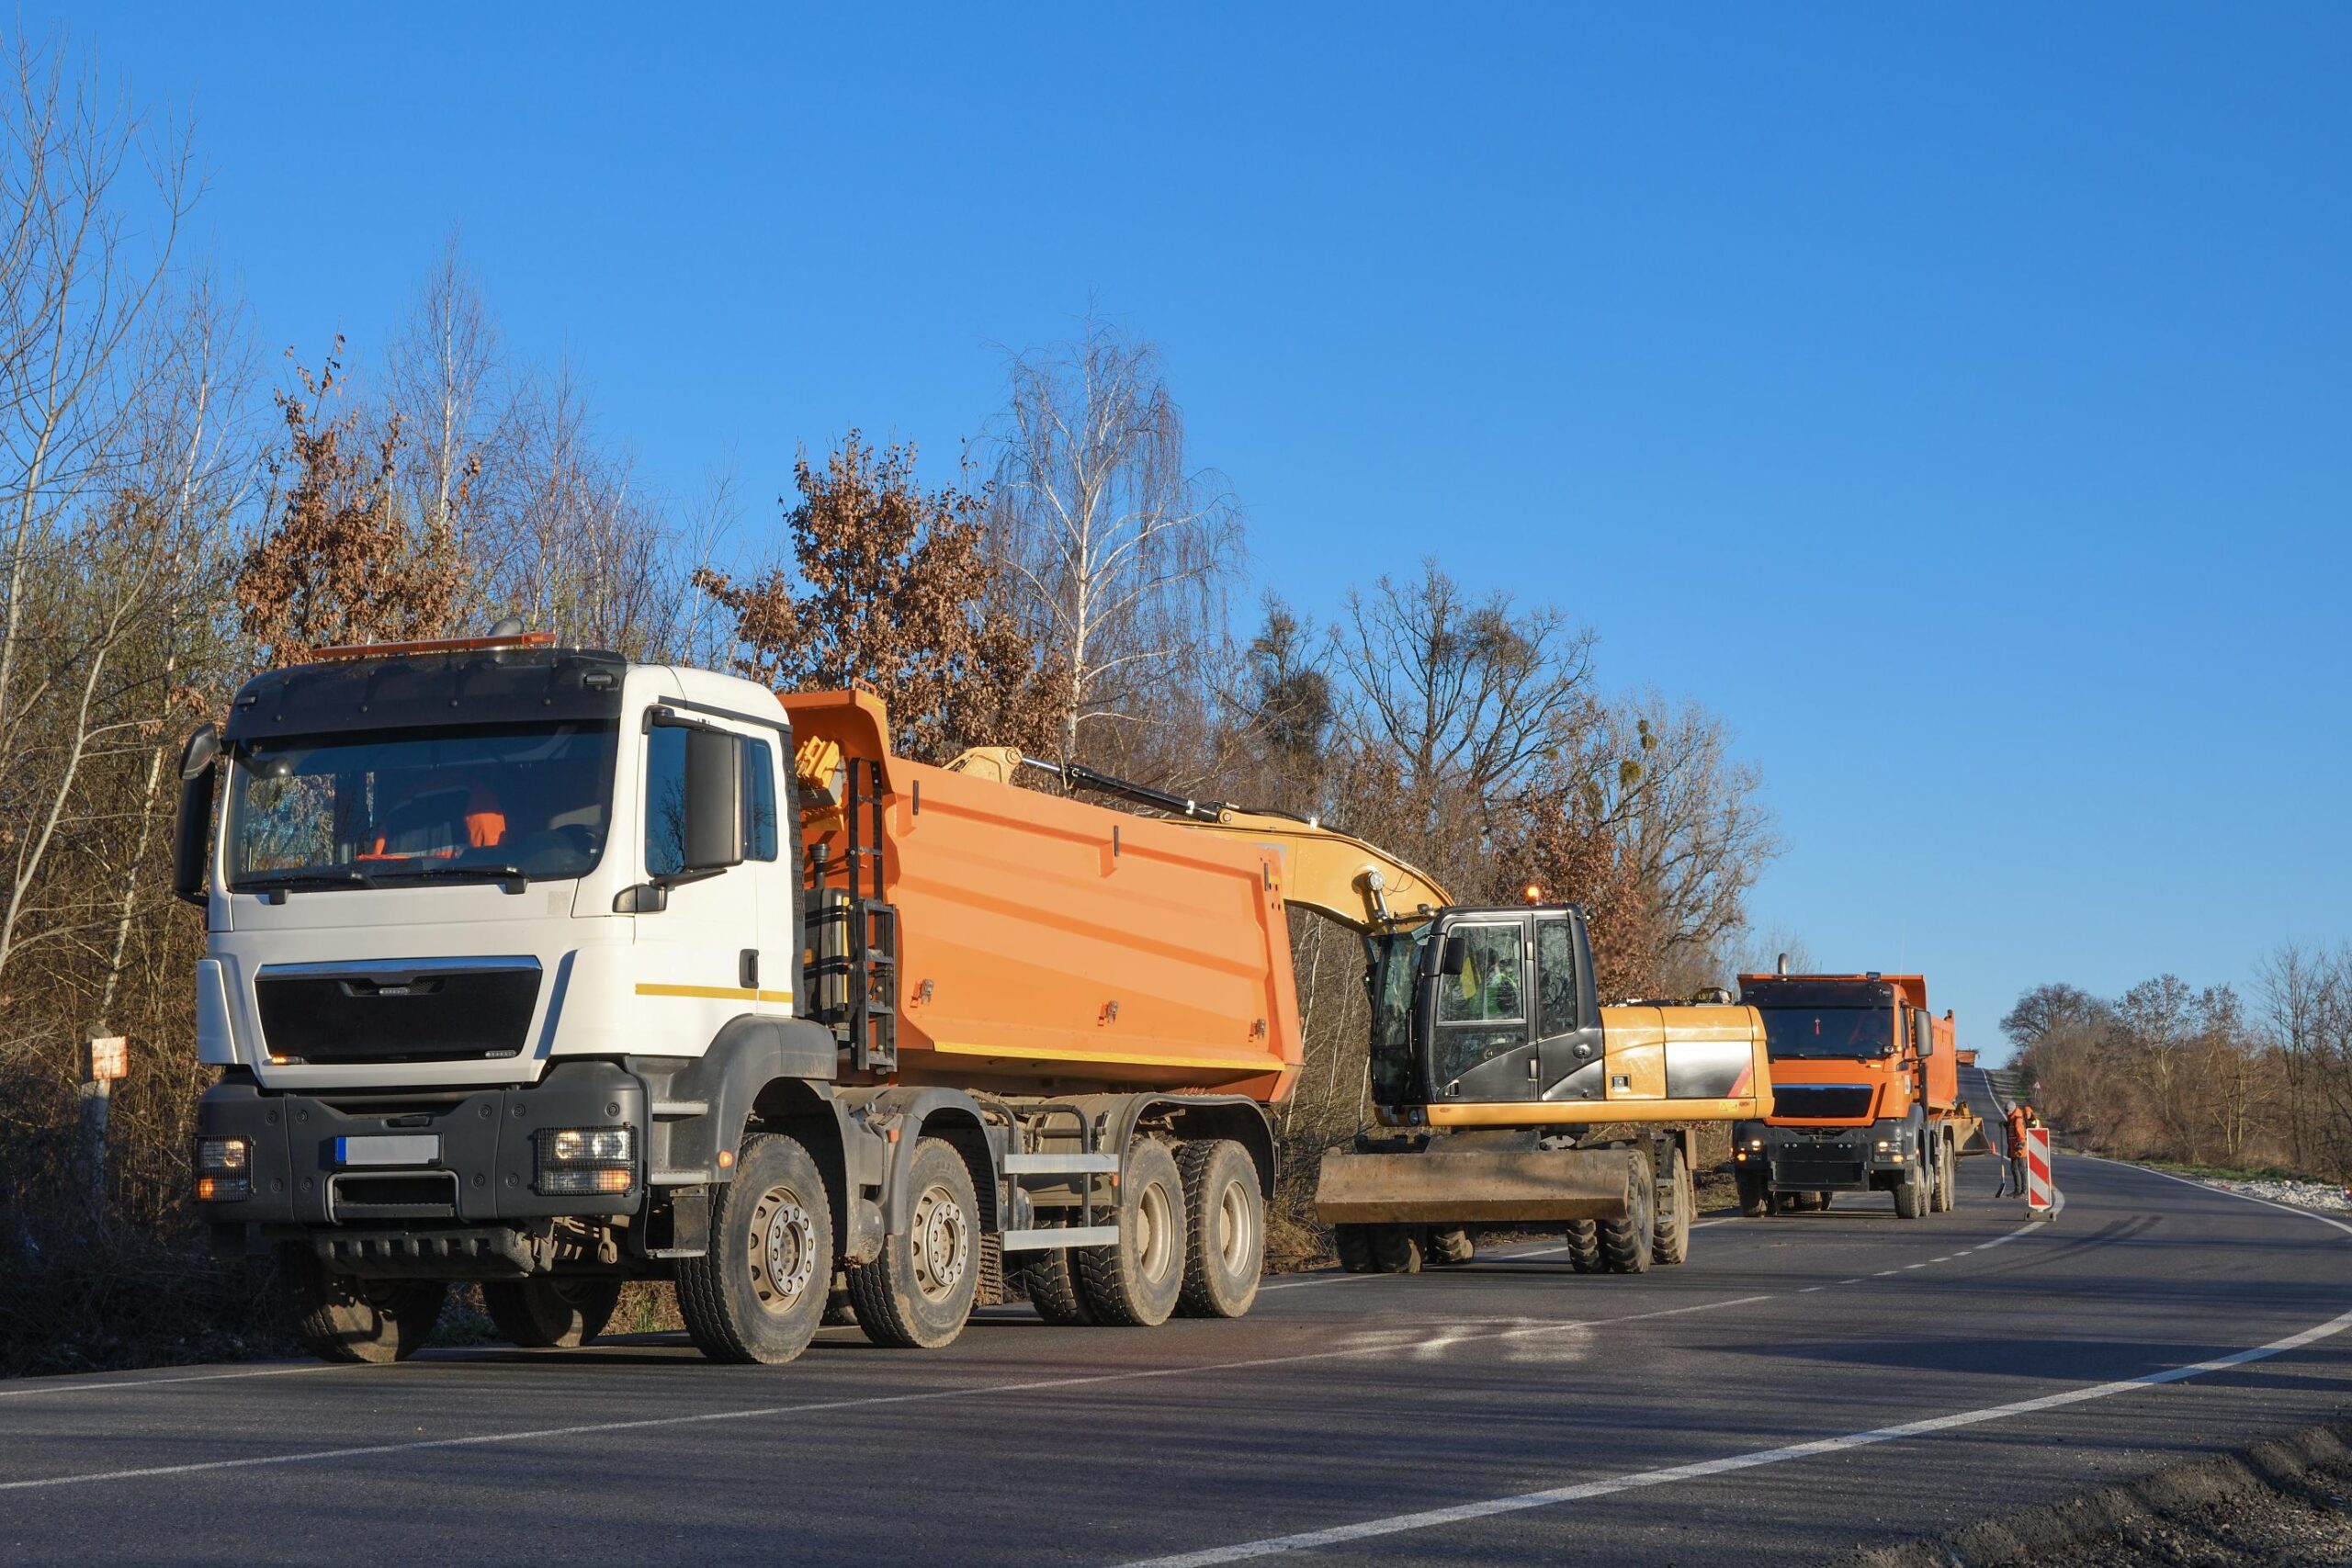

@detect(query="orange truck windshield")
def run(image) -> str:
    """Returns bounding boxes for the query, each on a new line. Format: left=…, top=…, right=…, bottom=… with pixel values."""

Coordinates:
left=1757, top=1006, right=1893, bottom=1061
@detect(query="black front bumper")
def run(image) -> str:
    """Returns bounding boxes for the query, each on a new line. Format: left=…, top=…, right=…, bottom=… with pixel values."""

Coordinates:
left=195, top=1060, right=648, bottom=1233
left=1742, top=1119, right=1909, bottom=1192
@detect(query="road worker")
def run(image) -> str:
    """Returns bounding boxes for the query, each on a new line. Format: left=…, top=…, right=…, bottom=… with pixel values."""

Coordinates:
left=360, top=773, right=507, bottom=862
left=2003, top=1102, right=2033, bottom=1197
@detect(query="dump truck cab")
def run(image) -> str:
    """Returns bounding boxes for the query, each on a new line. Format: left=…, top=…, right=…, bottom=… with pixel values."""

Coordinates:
left=1731, top=971, right=1979, bottom=1218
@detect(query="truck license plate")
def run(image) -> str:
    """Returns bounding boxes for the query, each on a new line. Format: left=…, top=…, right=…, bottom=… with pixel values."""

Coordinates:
left=335, top=1134, right=440, bottom=1167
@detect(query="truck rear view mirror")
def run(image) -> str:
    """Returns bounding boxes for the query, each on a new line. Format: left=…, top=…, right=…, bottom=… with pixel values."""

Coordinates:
left=173, top=723, right=220, bottom=907
left=1914, top=1012, right=1934, bottom=1057
left=682, top=728, right=746, bottom=873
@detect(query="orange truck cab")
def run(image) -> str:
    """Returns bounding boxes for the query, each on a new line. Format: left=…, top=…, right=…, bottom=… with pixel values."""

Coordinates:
left=1729, top=972, right=1982, bottom=1219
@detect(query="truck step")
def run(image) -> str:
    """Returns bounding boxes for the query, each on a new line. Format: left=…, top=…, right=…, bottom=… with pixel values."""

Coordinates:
left=1000, top=1225, right=1118, bottom=1251
left=649, top=1169, right=709, bottom=1186
left=1003, top=1152, right=1119, bottom=1176
left=640, top=1246, right=708, bottom=1259
left=651, top=1100, right=708, bottom=1119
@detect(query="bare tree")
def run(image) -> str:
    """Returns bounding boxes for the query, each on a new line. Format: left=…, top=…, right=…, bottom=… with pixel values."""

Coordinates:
left=985, top=314, right=1242, bottom=762
left=384, top=228, right=505, bottom=626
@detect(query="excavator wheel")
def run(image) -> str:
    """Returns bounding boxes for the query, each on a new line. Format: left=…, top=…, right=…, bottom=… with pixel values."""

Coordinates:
left=1332, top=1224, right=1378, bottom=1274
left=1598, top=1155, right=1655, bottom=1274
left=1370, top=1225, right=1425, bottom=1274
left=1564, top=1220, right=1601, bottom=1272
left=1428, top=1228, right=1476, bottom=1268
left=1651, top=1145, right=1691, bottom=1267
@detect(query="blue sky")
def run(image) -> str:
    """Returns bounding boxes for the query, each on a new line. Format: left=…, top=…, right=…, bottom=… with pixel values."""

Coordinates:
left=43, top=4, right=2352, bottom=1058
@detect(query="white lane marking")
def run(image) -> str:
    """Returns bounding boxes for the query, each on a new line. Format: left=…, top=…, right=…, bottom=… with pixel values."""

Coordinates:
left=1798, top=1285, right=1825, bottom=1293
left=0, top=1363, right=341, bottom=1402
left=0, top=1292, right=1779, bottom=1494
left=1114, top=1302, right=2352, bottom=1567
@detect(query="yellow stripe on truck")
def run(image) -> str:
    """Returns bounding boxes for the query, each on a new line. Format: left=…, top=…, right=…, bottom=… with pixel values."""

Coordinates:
left=634, top=983, right=796, bottom=1005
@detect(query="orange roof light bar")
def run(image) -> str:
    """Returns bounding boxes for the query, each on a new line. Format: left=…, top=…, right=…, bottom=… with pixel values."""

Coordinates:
left=310, top=631, right=557, bottom=662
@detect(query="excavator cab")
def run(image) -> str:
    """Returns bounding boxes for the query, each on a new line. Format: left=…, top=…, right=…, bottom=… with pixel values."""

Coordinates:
left=1366, top=904, right=1603, bottom=1112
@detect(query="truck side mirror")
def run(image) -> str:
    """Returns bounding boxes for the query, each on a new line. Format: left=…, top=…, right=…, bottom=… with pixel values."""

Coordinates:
left=1439, top=933, right=1469, bottom=977
left=1913, top=1011, right=1935, bottom=1057
left=682, top=728, right=746, bottom=873
left=172, top=723, right=220, bottom=908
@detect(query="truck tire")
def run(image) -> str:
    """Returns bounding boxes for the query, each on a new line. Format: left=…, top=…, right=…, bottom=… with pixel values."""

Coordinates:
left=1786, top=1190, right=1819, bottom=1213
left=1815, top=1190, right=1833, bottom=1211
left=1429, top=1228, right=1476, bottom=1268
left=1599, top=1155, right=1655, bottom=1274
left=1736, top=1169, right=1770, bottom=1218
left=481, top=1278, right=621, bottom=1348
left=1332, top=1224, right=1377, bottom=1274
left=1176, top=1139, right=1264, bottom=1318
left=848, top=1136, right=981, bottom=1349
left=1565, top=1220, right=1602, bottom=1272
left=281, top=1249, right=447, bottom=1364
left=1894, top=1161, right=1928, bottom=1219
left=1370, top=1224, right=1425, bottom=1273
left=1078, top=1138, right=1188, bottom=1325
left=1652, top=1145, right=1691, bottom=1266
left=1933, top=1137, right=1956, bottom=1213
left=677, top=1132, right=833, bottom=1365
left=1023, top=1227, right=1097, bottom=1325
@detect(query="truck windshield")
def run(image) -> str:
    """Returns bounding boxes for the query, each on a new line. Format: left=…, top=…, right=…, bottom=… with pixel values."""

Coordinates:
left=1757, top=1007, right=1894, bottom=1061
left=227, top=721, right=619, bottom=890
left=1366, top=927, right=1430, bottom=1104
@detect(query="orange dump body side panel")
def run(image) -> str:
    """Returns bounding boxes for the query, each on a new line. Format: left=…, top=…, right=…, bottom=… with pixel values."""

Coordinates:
left=1923, top=1010, right=1960, bottom=1115
left=781, top=692, right=1301, bottom=1102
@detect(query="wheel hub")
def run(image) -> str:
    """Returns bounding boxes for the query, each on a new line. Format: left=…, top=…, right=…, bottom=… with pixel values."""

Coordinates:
left=751, top=1186, right=818, bottom=1314
left=912, top=1185, right=968, bottom=1300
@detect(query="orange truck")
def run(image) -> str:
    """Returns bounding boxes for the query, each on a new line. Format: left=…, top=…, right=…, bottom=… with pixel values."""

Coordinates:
left=1730, top=967, right=1986, bottom=1218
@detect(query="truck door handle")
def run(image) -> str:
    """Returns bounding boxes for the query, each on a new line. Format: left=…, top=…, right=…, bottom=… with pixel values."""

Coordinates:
left=741, top=949, right=759, bottom=989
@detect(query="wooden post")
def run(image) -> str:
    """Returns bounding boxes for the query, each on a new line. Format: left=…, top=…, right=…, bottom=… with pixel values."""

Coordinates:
left=80, top=1035, right=127, bottom=1223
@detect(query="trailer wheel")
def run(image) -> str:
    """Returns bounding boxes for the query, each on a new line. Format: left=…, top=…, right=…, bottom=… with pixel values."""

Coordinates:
left=1429, top=1228, right=1476, bottom=1268
left=1174, top=1140, right=1264, bottom=1317
left=1736, top=1169, right=1770, bottom=1218
left=848, top=1136, right=982, bottom=1349
left=1565, top=1219, right=1602, bottom=1271
left=1078, top=1138, right=1189, bottom=1325
left=1652, top=1145, right=1691, bottom=1266
left=677, top=1132, right=833, bottom=1365
left=280, top=1248, right=447, bottom=1364
left=1932, top=1137, right=1956, bottom=1213
left=1599, top=1155, right=1654, bottom=1273
left=1370, top=1225, right=1425, bottom=1274
left=481, top=1278, right=621, bottom=1348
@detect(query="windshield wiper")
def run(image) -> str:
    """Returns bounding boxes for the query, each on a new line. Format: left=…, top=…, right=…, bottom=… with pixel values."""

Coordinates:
left=369, top=863, right=529, bottom=894
left=233, top=868, right=377, bottom=900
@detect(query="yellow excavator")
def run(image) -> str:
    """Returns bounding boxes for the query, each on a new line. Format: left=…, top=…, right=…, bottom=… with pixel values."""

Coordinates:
left=994, top=755, right=1774, bottom=1275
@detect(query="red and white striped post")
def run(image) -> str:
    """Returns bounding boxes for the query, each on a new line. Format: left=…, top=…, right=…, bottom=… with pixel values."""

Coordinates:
left=2024, top=1124, right=2054, bottom=1218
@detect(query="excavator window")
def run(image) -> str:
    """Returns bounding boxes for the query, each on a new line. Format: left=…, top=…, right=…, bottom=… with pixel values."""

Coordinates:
left=1535, top=917, right=1579, bottom=1038
left=1432, top=921, right=1530, bottom=1088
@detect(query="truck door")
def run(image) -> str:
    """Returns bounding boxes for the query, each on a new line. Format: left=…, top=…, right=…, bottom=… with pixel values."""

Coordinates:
left=1533, top=913, right=1606, bottom=1100
left=633, top=713, right=774, bottom=1043
left=1428, top=916, right=1537, bottom=1103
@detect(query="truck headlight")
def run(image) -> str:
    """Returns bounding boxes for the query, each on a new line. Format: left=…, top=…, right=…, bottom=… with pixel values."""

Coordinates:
left=1874, top=1138, right=1892, bottom=1151
left=195, top=1136, right=251, bottom=1201
left=537, top=1126, right=634, bottom=1195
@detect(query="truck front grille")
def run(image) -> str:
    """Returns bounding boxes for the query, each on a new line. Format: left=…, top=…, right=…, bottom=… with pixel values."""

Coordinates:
left=1771, top=1084, right=1875, bottom=1121
left=255, top=959, right=541, bottom=1065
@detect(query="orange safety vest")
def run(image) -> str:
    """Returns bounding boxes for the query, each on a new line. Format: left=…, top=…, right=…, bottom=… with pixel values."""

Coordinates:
left=2006, top=1108, right=2030, bottom=1159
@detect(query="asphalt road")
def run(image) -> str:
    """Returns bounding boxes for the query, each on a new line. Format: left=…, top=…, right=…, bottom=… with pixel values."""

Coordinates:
left=5, top=1066, right=2348, bottom=1567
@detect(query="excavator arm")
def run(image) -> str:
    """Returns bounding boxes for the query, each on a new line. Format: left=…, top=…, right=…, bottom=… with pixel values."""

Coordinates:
left=944, top=748, right=1452, bottom=931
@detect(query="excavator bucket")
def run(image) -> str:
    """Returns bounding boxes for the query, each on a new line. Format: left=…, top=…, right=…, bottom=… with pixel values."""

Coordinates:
left=1315, top=1146, right=1637, bottom=1225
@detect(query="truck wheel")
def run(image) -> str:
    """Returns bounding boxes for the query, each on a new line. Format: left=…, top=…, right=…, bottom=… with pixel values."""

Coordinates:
left=1786, top=1190, right=1818, bottom=1213
left=1078, top=1138, right=1188, bottom=1325
left=677, top=1132, right=833, bottom=1365
left=1815, top=1190, right=1833, bottom=1211
left=280, top=1248, right=447, bottom=1364
left=481, top=1278, right=621, bottom=1348
left=1894, top=1162, right=1928, bottom=1219
left=849, top=1136, right=981, bottom=1349
left=1333, top=1224, right=1377, bottom=1274
left=1370, top=1224, right=1425, bottom=1273
left=1652, top=1145, right=1691, bottom=1266
left=1736, top=1169, right=1770, bottom=1218
left=1565, top=1220, right=1602, bottom=1272
left=1429, top=1228, right=1476, bottom=1268
left=1933, top=1138, right=1956, bottom=1213
left=1599, top=1156, right=1655, bottom=1274
left=1176, top=1140, right=1264, bottom=1318
left=1023, top=1225, right=1098, bottom=1325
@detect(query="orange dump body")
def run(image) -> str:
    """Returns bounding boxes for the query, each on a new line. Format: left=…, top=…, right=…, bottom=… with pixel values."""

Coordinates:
left=780, top=691, right=1301, bottom=1102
